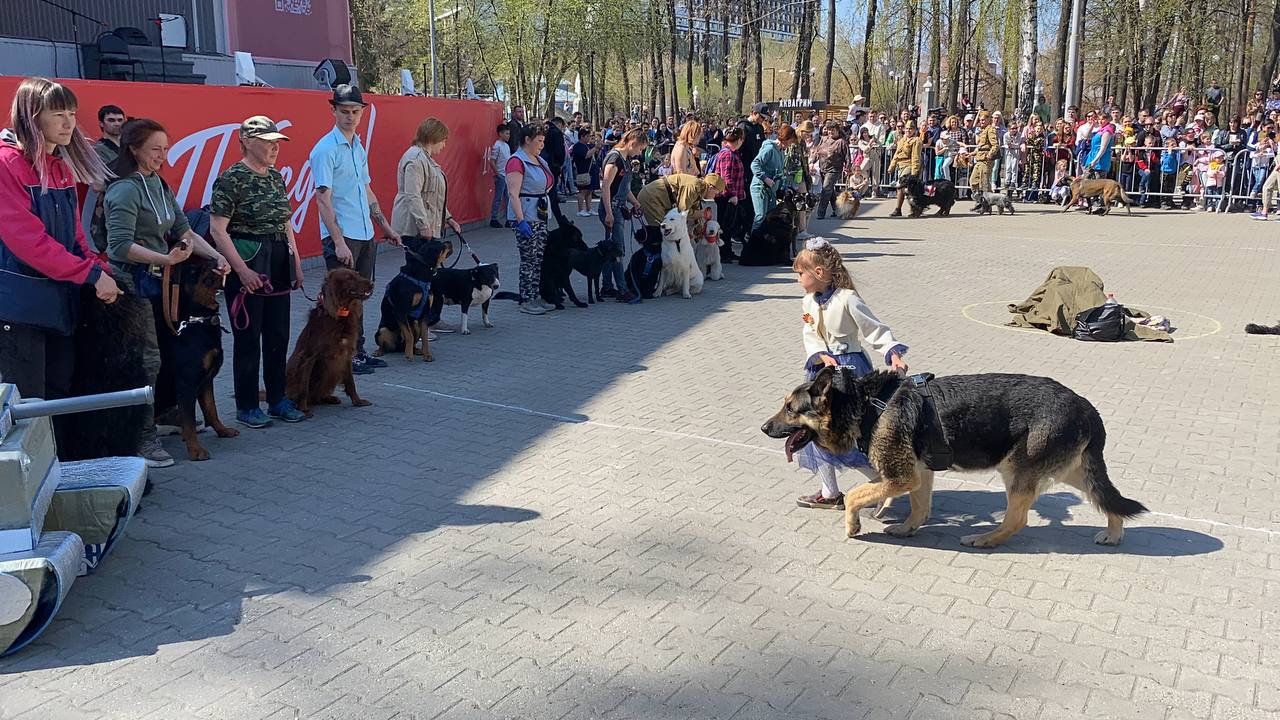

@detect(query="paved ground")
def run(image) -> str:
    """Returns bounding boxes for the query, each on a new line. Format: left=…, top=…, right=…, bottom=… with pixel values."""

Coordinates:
left=2, top=198, right=1278, bottom=720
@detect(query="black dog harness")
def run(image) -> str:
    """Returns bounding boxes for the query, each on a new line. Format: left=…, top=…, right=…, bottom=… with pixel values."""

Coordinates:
left=856, top=372, right=954, bottom=471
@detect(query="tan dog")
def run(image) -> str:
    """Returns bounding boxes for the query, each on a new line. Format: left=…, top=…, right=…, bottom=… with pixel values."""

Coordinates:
left=834, top=190, right=862, bottom=220
left=1061, top=177, right=1133, bottom=214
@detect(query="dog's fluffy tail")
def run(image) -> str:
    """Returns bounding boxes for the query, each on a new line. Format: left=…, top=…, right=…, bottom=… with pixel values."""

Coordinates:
left=1082, top=413, right=1148, bottom=518
left=494, top=291, right=522, bottom=302
left=1245, top=321, right=1280, bottom=335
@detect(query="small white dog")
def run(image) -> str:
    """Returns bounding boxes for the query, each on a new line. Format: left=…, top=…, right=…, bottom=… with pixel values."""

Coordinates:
left=657, top=208, right=704, bottom=298
left=690, top=205, right=724, bottom=281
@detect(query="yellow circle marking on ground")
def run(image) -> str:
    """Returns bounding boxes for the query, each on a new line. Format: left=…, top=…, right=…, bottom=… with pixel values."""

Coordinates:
left=960, top=301, right=1223, bottom=341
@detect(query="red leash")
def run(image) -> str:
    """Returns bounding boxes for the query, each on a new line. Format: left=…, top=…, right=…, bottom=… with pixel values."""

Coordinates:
left=230, top=274, right=300, bottom=331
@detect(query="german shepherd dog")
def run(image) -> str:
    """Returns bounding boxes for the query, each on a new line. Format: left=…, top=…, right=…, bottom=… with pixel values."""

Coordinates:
left=285, top=268, right=374, bottom=416
left=155, top=258, right=239, bottom=460
left=901, top=175, right=956, bottom=217
left=374, top=237, right=452, bottom=362
left=1061, top=177, right=1133, bottom=214
left=762, top=368, right=1148, bottom=547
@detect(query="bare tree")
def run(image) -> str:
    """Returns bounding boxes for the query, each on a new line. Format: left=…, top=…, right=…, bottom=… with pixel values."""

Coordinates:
left=823, top=0, right=836, bottom=100
left=860, top=0, right=880, bottom=98
left=1017, top=0, right=1038, bottom=119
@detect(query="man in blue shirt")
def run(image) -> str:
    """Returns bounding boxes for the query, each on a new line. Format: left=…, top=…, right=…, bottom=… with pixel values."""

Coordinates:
left=309, top=84, right=399, bottom=374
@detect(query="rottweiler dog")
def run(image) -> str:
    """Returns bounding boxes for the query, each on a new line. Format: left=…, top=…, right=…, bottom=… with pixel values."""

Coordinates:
left=154, top=258, right=239, bottom=461
left=374, top=237, right=452, bottom=362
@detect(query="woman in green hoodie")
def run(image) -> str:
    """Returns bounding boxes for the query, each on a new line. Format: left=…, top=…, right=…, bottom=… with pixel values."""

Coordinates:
left=749, top=124, right=795, bottom=230
left=104, top=118, right=229, bottom=468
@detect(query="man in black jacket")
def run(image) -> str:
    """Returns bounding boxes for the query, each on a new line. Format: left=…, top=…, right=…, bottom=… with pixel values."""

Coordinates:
left=737, top=103, right=768, bottom=172
left=541, top=117, right=570, bottom=226
left=505, top=105, right=526, bottom=152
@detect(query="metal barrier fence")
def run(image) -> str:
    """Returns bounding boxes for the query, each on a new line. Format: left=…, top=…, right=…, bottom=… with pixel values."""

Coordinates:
left=835, top=139, right=1275, bottom=212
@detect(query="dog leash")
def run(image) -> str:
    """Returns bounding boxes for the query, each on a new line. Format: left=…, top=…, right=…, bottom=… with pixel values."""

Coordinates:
left=230, top=274, right=295, bottom=331
left=446, top=229, right=483, bottom=268
left=162, top=261, right=232, bottom=337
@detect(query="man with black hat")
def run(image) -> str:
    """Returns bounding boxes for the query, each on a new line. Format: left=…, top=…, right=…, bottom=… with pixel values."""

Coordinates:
left=308, top=83, right=400, bottom=375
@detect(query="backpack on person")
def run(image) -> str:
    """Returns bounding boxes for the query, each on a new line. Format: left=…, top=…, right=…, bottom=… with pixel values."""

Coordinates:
left=705, top=149, right=720, bottom=176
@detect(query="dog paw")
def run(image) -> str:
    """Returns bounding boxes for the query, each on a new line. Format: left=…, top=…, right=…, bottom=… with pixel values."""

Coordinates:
left=319, top=395, right=340, bottom=405
left=482, top=321, right=494, bottom=329
left=461, top=328, right=472, bottom=335
left=883, top=523, right=919, bottom=538
left=215, top=426, right=239, bottom=439
left=1094, top=529, right=1124, bottom=546
left=845, top=517, right=862, bottom=538
left=422, top=353, right=434, bottom=362
left=960, top=532, right=1001, bottom=548
left=186, top=445, right=210, bottom=461
left=352, top=398, right=373, bottom=407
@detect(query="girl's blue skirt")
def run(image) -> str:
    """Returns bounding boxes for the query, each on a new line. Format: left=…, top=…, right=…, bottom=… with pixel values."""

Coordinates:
left=798, top=351, right=874, bottom=472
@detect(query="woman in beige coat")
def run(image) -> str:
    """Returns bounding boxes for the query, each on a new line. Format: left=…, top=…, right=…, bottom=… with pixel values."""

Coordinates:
left=391, top=117, right=461, bottom=241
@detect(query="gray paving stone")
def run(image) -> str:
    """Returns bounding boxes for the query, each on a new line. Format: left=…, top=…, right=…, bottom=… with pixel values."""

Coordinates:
left=2, top=203, right=1277, bottom=720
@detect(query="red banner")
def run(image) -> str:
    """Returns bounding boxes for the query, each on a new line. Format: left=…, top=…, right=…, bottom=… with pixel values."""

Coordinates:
left=0, top=78, right=503, bottom=258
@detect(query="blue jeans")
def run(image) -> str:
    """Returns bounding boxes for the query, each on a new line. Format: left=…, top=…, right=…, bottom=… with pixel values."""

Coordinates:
left=1253, top=167, right=1270, bottom=194
left=1138, top=169, right=1151, bottom=204
left=490, top=175, right=509, bottom=222
left=750, top=180, right=776, bottom=230
left=597, top=201, right=628, bottom=291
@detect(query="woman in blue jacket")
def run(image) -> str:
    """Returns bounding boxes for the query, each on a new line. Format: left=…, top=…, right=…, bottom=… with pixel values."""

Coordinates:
left=750, top=124, right=795, bottom=230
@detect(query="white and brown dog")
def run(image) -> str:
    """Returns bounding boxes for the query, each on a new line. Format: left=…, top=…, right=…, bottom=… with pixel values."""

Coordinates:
left=657, top=208, right=704, bottom=299
left=691, top=206, right=724, bottom=281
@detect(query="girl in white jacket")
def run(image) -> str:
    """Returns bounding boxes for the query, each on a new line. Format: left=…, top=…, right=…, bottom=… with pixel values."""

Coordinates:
left=792, top=238, right=908, bottom=509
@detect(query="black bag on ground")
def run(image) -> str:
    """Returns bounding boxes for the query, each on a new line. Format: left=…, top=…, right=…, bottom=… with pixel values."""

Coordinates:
left=1073, top=302, right=1128, bottom=341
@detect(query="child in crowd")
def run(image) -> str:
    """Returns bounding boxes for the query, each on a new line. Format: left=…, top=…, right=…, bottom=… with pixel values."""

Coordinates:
left=791, top=238, right=907, bottom=510
left=1250, top=137, right=1275, bottom=213
left=1137, top=134, right=1157, bottom=206
left=1001, top=120, right=1022, bottom=193
left=1049, top=159, right=1072, bottom=205
left=656, top=155, right=673, bottom=177
left=1198, top=149, right=1226, bottom=212
left=1160, top=138, right=1182, bottom=209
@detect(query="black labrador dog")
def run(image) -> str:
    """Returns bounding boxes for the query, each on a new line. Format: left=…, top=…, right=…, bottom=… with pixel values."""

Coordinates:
left=568, top=241, right=624, bottom=304
left=901, top=175, right=956, bottom=217
left=541, top=222, right=589, bottom=309
left=739, top=189, right=807, bottom=267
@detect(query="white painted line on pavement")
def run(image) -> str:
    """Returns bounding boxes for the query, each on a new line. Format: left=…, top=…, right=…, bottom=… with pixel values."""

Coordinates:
left=384, top=381, right=1279, bottom=539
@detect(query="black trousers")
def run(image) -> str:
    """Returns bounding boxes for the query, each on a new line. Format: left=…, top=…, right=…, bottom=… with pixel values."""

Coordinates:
left=0, top=320, right=76, bottom=450
left=322, top=236, right=375, bottom=351
left=229, top=239, right=293, bottom=411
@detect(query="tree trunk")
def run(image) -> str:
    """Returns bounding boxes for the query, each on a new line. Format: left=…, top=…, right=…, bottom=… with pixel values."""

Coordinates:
left=703, top=9, right=712, bottom=87
left=1052, top=0, right=1072, bottom=111
left=946, top=0, right=965, bottom=110
left=905, top=0, right=918, bottom=104
left=687, top=22, right=696, bottom=103
left=668, top=0, right=682, bottom=116
left=753, top=0, right=764, bottom=102
left=860, top=0, right=879, bottom=99
left=621, top=49, right=632, bottom=120
left=1264, top=0, right=1280, bottom=91
left=654, top=41, right=667, bottom=121
left=791, top=0, right=809, bottom=98
left=930, top=0, right=941, bottom=91
left=1240, top=0, right=1258, bottom=116
left=1017, top=0, right=1038, bottom=120
left=721, top=0, right=731, bottom=91
left=823, top=0, right=836, bottom=101
left=734, top=10, right=748, bottom=111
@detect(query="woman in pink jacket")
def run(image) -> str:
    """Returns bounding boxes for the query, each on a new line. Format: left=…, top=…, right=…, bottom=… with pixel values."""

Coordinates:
left=0, top=77, right=118, bottom=400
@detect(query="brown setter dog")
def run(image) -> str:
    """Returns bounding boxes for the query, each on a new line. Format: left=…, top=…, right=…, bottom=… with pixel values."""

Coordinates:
left=284, top=268, right=374, bottom=416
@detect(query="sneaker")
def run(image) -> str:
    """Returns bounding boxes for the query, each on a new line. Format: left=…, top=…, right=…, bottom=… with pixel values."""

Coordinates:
left=537, top=298, right=559, bottom=311
left=616, top=290, right=637, bottom=303
left=519, top=302, right=547, bottom=315
left=268, top=399, right=306, bottom=423
left=600, top=287, right=619, bottom=299
left=489, top=220, right=503, bottom=228
left=1251, top=212, right=1270, bottom=221
left=351, top=357, right=376, bottom=375
left=889, top=209, right=902, bottom=217
left=796, top=492, right=844, bottom=510
left=426, top=331, right=439, bottom=342
left=236, top=408, right=273, bottom=429
left=138, top=437, right=175, bottom=468
left=357, top=351, right=387, bottom=369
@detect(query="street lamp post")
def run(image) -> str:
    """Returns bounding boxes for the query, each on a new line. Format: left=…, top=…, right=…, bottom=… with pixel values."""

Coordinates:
left=428, top=0, right=438, bottom=95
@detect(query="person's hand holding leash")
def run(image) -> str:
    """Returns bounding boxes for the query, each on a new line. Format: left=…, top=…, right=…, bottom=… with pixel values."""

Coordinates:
left=211, top=254, right=231, bottom=276
left=236, top=266, right=264, bottom=292
left=332, top=239, right=354, bottom=267
left=94, top=272, right=121, bottom=304
left=890, top=353, right=909, bottom=374
left=166, top=240, right=193, bottom=266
